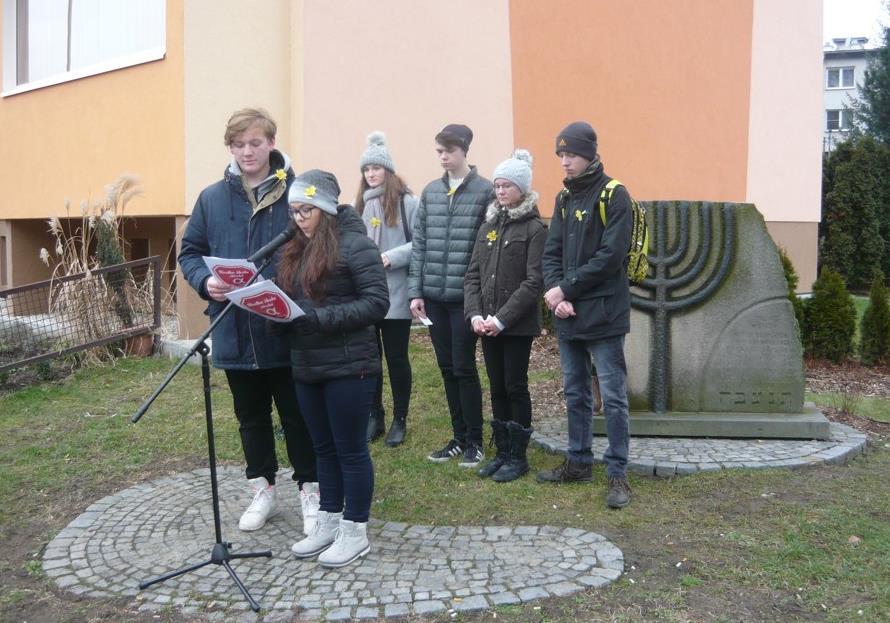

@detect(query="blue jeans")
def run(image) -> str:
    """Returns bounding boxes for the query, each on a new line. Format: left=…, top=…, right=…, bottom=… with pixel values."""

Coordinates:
left=558, top=335, right=629, bottom=477
left=294, top=375, right=376, bottom=522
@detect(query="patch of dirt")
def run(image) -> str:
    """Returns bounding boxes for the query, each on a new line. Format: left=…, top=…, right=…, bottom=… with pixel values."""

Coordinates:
left=806, top=359, right=890, bottom=398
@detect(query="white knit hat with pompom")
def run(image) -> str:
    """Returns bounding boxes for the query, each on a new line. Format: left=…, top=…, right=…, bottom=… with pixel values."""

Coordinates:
left=492, top=149, right=533, bottom=194
left=359, top=131, right=395, bottom=172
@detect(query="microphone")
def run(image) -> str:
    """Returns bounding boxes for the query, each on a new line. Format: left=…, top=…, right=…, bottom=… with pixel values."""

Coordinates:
left=247, top=225, right=297, bottom=263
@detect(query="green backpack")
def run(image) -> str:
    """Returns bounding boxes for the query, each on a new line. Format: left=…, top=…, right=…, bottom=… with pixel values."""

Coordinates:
left=558, top=179, right=650, bottom=284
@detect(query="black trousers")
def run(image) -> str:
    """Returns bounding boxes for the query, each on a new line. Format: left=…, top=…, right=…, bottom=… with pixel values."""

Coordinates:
left=374, top=319, right=413, bottom=420
left=425, top=299, right=483, bottom=446
left=225, top=367, right=317, bottom=486
left=481, top=335, right=534, bottom=428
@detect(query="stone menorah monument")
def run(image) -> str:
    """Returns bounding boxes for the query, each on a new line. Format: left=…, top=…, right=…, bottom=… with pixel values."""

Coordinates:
left=593, top=201, right=830, bottom=440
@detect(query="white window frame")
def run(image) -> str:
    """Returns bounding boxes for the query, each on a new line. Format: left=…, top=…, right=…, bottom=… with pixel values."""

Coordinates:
left=2, top=0, right=166, bottom=98
left=825, top=66, right=855, bottom=90
left=826, top=109, right=854, bottom=131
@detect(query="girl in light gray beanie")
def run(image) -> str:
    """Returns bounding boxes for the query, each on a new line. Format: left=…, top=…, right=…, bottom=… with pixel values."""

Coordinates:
left=491, top=149, right=533, bottom=194
left=464, top=147, right=545, bottom=483
left=354, top=131, right=419, bottom=448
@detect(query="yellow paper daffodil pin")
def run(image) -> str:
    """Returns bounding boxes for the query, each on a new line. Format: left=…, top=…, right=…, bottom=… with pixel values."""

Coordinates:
left=274, top=168, right=287, bottom=181
left=486, top=230, right=498, bottom=246
left=575, top=209, right=587, bottom=222
left=370, top=216, right=381, bottom=228
left=304, top=185, right=317, bottom=198
left=447, top=187, right=457, bottom=196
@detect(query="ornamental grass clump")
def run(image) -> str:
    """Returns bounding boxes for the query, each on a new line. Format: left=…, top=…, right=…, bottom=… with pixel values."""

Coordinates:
left=39, top=175, right=149, bottom=362
left=860, top=272, right=890, bottom=366
left=802, top=267, right=856, bottom=363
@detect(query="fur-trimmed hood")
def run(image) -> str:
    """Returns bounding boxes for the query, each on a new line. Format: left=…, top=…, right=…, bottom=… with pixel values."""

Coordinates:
left=485, top=191, right=539, bottom=223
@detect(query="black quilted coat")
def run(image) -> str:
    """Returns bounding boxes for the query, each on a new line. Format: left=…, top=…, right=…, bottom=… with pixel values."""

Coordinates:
left=282, top=205, right=389, bottom=383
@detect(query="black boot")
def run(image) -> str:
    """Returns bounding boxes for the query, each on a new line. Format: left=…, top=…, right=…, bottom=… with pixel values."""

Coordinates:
left=366, top=408, right=385, bottom=442
left=492, top=421, right=532, bottom=482
left=477, top=420, right=510, bottom=478
left=536, top=458, right=593, bottom=483
left=384, top=415, right=407, bottom=447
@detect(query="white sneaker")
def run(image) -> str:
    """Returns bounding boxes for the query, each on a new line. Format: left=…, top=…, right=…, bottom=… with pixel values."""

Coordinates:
left=300, top=482, right=320, bottom=536
left=291, top=510, right=341, bottom=559
left=238, top=476, right=277, bottom=531
left=317, top=519, right=370, bottom=568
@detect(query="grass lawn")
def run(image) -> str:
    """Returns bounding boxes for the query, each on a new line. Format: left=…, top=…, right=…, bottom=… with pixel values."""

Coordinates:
left=1, top=338, right=889, bottom=622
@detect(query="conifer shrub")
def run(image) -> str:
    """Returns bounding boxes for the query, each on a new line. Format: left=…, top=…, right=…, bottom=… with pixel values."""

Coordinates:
left=802, top=267, right=856, bottom=362
left=860, top=272, right=890, bottom=366
left=778, top=247, right=805, bottom=335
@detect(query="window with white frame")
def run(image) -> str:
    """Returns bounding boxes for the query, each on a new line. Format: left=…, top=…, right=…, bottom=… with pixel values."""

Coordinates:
left=826, top=109, right=854, bottom=131
left=826, top=66, right=855, bottom=89
left=2, top=0, right=165, bottom=96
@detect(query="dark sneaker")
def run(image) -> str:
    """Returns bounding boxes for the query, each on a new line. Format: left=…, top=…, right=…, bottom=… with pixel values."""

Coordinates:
left=606, top=476, right=632, bottom=508
left=427, top=439, right=463, bottom=463
left=458, top=444, right=484, bottom=468
left=536, top=458, right=593, bottom=483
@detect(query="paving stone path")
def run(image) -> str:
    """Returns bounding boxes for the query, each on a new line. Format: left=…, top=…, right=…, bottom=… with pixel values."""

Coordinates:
left=43, top=467, right=624, bottom=621
left=534, top=420, right=869, bottom=475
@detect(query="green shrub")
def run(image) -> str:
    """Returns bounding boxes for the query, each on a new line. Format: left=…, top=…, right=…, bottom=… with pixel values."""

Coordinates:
left=778, top=247, right=805, bottom=335
left=860, top=272, right=890, bottom=366
left=803, top=267, right=856, bottom=362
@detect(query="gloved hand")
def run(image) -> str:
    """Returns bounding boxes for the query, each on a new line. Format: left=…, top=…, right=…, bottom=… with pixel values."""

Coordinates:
left=293, top=310, right=320, bottom=336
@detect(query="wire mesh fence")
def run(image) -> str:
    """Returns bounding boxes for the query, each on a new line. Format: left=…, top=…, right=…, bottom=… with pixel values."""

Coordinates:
left=0, top=257, right=161, bottom=373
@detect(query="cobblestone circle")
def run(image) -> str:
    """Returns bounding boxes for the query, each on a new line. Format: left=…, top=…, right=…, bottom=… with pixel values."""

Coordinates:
left=534, top=419, right=869, bottom=476
left=43, top=467, right=624, bottom=621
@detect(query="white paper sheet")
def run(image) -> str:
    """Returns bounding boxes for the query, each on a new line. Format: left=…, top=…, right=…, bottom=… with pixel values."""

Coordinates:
left=225, top=281, right=305, bottom=323
left=203, top=256, right=262, bottom=288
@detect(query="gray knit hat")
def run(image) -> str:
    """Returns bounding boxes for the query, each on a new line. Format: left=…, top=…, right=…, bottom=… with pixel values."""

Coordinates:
left=288, top=169, right=340, bottom=215
left=492, top=149, right=533, bottom=194
left=359, top=131, right=395, bottom=172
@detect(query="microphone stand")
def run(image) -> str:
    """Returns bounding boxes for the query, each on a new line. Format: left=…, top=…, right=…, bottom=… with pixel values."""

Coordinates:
left=132, top=255, right=278, bottom=612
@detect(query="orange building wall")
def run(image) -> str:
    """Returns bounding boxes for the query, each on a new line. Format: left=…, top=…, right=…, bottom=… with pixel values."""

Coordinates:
left=508, top=0, right=755, bottom=213
left=0, top=1, right=185, bottom=220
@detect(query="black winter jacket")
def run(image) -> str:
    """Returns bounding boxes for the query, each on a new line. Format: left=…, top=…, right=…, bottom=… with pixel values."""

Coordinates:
left=281, top=206, right=389, bottom=384
left=464, top=192, right=546, bottom=337
left=178, top=151, right=294, bottom=370
left=407, top=167, right=495, bottom=303
left=542, top=161, right=633, bottom=341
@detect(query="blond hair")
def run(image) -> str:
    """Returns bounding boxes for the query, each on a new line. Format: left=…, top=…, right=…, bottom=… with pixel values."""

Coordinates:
left=223, top=108, right=277, bottom=146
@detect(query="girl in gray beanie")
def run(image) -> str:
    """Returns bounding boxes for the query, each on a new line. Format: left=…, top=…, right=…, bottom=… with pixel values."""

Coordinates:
left=464, top=148, right=546, bottom=482
left=354, top=132, right=420, bottom=447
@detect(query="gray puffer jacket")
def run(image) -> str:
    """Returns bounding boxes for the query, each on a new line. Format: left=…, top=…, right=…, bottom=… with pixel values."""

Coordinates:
left=407, top=166, right=494, bottom=303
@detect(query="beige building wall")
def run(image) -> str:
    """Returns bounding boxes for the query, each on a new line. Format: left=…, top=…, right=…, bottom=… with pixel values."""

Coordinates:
left=300, top=0, right=515, bottom=203
left=178, top=0, right=295, bottom=337
left=747, top=0, right=822, bottom=291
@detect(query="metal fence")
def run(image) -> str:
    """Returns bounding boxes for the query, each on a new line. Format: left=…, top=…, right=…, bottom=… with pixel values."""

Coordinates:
left=0, top=256, right=161, bottom=373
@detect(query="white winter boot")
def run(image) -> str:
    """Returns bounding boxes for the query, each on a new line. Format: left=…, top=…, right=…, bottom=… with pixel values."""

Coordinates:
left=290, top=509, right=341, bottom=559
left=238, top=476, right=277, bottom=531
left=299, top=482, right=320, bottom=536
left=317, top=519, right=370, bottom=568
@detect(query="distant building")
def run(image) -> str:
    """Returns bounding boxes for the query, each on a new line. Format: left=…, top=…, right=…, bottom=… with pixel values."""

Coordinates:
left=823, top=36, right=879, bottom=152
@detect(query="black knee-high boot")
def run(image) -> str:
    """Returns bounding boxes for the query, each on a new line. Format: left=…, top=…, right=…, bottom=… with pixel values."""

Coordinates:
left=492, top=421, right=532, bottom=482
left=478, top=420, right=509, bottom=478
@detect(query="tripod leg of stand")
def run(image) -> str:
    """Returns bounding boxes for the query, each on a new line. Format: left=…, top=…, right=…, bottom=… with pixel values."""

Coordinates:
left=222, top=560, right=261, bottom=612
left=230, top=550, right=273, bottom=560
left=135, top=344, right=273, bottom=612
left=139, top=558, right=213, bottom=590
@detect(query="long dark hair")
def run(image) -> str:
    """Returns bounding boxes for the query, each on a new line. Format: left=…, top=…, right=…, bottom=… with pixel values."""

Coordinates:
left=278, top=212, right=339, bottom=302
left=355, top=169, right=409, bottom=228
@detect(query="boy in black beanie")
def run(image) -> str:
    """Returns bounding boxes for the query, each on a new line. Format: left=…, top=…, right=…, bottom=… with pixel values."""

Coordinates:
left=408, top=124, right=494, bottom=468
left=538, top=121, right=634, bottom=509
